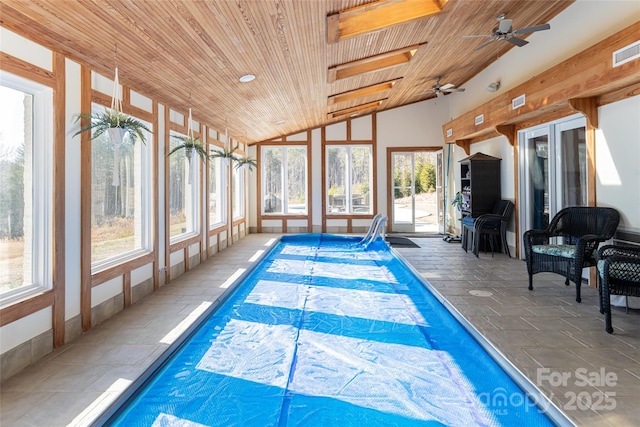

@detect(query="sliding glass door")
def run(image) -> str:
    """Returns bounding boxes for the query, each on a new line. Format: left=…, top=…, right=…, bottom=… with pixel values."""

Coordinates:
left=519, top=115, right=587, bottom=255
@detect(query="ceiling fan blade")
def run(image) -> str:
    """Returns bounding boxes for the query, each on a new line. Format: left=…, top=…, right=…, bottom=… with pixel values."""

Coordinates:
left=513, top=23, right=551, bottom=34
left=474, top=38, right=497, bottom=51
left=440, top=83, right=455, bottom=90
left=436, top=91, right=444, bottom=98
left=498, top=18, right=512, bottom=33
left=444, top=87, right=465, bottom=93
left=506, top=36, right=529, bottom=47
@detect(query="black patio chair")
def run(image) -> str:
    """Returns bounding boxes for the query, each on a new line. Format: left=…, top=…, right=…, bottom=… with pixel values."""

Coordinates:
left=523, top=206, right=620, bottom=302
left=470, top=200, right=514, bottom=258
left=597, top=244, right=640, bottom=333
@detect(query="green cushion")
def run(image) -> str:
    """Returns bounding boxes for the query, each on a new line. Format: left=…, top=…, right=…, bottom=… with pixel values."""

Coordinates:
left=532, top=244, right=576, bottom=259
left=597, top=260, right=640, bottom=281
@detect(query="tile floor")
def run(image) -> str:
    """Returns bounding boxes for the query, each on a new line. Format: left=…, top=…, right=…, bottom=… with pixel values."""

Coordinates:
left=1, top=234, right=639, bottom=426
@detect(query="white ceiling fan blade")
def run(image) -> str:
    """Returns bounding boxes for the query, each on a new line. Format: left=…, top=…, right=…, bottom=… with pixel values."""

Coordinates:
left=440, top=83, right=455, bottom=90
left=506, top=36, right=529, bottom=47
left=498, top=18, right=512, bottom=33
left=474, top=38, right=497, bottom=51
left=445, top=87, right=465, bottom=93
left=436, top=91, right=444, bottom=98
left=513, top=23, right=551, bottom=35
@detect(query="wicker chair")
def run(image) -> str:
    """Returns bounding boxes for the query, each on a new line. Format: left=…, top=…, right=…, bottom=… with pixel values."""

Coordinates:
left=597, top=245, right=640, bottom=333
left=523, top=206, right=620, bottom=302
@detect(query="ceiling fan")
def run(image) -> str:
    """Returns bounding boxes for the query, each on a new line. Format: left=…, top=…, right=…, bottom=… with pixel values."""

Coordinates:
left=463, top=14, right=551, bottom=51
left=427, top=76, right=465, bottom=98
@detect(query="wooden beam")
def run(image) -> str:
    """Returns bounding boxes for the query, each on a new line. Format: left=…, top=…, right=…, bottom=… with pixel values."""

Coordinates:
left=441, top=21, right=640, bottom=145
left=327, top=0, right=448, bottom=43
left=328, top=44, right=425, bottom=83
left=328, top=79, right=400, bottom=105
left=329, top=100, right=385, bottom=119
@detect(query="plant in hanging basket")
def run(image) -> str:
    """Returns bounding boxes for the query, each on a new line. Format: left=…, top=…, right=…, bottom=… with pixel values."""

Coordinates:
left=168, top=135, right=208, bottom=161
left=73, top=108, right=151, bottom=144
left=234, top=156, right=258, bottom=171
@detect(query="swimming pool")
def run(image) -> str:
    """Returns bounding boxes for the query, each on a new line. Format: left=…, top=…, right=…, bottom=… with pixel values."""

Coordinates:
left=98, top=234, right=570, bottom=426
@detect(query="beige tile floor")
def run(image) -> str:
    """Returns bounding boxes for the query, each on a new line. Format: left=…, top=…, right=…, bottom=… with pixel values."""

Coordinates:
left=1, top=233, right=639, bottom=426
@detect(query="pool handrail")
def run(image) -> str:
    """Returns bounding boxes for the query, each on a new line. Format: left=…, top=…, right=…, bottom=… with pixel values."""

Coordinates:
left=357, top=213, right=383, bottom=244
left=362, top=216, right=388, bottom=249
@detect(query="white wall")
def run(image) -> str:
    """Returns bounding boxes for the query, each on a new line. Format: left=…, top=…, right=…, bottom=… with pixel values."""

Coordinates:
left=596, top=96, right=640, bottom=231
left=377, top=98, right=451, bottom=216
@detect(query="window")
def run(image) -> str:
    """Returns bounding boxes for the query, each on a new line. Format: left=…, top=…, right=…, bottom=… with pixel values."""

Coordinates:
left=0, top=73, right=53, bottom=304
left=208, top=147, right=225, bottom=227
left=232, top=163, right=244, bottom=219
left=169, top=131, right=200, bottom=240
left=262, top=146, right=307, bottom=214
left=326, top=145, right=372, bottom=214
left=91, top=104, right=152, bottom=267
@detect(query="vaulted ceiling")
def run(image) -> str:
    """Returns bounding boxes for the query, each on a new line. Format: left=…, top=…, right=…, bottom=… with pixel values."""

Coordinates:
left=0, top=0, right=574, bottom=143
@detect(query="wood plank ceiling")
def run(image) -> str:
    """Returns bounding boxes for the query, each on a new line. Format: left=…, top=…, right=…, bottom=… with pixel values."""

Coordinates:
left=0, top=0, right=574, bottom=144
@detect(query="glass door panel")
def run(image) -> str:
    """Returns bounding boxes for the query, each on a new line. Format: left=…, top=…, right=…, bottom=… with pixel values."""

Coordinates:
left=392, top=153, right=414, bottom=232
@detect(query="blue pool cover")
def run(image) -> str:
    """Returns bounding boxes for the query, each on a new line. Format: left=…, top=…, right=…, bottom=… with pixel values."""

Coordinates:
left=108, top=234, right=559, bottom=426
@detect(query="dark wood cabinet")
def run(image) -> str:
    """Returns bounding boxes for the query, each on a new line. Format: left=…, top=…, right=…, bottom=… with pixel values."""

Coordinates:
left=459, top=153, right=501, bottom=219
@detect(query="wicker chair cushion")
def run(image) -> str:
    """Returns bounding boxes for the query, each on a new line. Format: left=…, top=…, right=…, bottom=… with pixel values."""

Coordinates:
left=532, top=244, right=576, bottom=259
left=597, top=260, right=640, bottom=280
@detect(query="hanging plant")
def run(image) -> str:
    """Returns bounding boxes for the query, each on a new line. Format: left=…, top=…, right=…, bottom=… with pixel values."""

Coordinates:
left=209, top=144, right=257, bottom=171
left=234, top=156, right=257, bottom=171
left=73, top=66, right=151, bottom=187
left=73, top=108, right=151, bottom=144
left=167, top=134, right=208, bottom=161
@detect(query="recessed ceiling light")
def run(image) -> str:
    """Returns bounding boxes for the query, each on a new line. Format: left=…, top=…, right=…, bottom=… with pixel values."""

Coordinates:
left=239, top=74, right=256, bottom=83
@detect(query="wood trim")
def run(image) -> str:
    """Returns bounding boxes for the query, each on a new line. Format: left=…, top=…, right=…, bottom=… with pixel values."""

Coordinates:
left=454, top=140, right=470, bottom=155
left=80, top=65, right=92, bottom=332
left=170, top=235, right=201, bottom=252
left=0, top=291, right=54, bottom=327
left=91, top=253, right=155, bottom=287
left=0, top=52, right=55, bottom=87
left=568, top=97, right=598, bottom=129
left=321, top=127, right=327, bottom=232
left=306, top=130, right=313, bottom=232
left=495, top=125, right=516, bottom=147
left=52, top=52, right=66, bottom=348
left=328, top=79, right=400, bottom=105
left=442, top=21, right=640, bottom=145
left=123, top=271, right=132, bottom=307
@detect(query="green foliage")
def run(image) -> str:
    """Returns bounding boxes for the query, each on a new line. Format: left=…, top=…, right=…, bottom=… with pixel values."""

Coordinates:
left=420, top=161, right=436, bottom=192
left=74, top=108, right=151, bottom=143
left=168, top=135, right=208, bottom=161
left=328, top=185, right=344, bottom=196
left=0, top=147, right=25, bottom=239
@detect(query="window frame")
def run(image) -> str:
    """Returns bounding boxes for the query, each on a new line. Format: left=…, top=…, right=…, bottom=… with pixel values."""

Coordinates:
left=261, top=145, right=308, bottom=215
left=325, top=144, right=373, bottom=215
left=0, top=72, right=53, bottom=306
left=89, top=103, right=153, bottom=271
left=208, top=145, right=226, bottom=229
left=168, top=130, right=201, bottom=243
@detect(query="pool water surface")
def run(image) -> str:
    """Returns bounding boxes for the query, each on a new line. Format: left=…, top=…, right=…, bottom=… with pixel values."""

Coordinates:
left=106, top=234, right=563, bottom=426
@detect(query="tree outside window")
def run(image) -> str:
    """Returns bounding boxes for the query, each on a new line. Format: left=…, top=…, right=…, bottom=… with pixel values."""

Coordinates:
left=91, top=105, right=152, bottom=265
left=169, top=131, right=199, bottom=239
left=0, top=78, right=52, bottom=302
left=327, top=145, right=372, bottom=214
left=262, top=146, right=307, bottom=214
